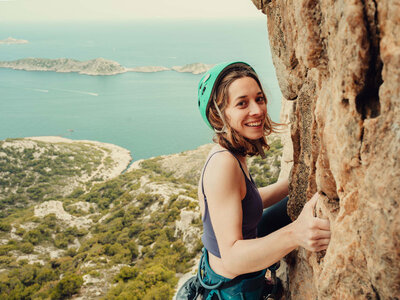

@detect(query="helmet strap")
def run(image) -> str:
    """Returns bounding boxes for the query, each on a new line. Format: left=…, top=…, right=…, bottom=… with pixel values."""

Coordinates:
left=212, top=98, right=228, bottom=134
left=254, top=139, right=266, bottom=159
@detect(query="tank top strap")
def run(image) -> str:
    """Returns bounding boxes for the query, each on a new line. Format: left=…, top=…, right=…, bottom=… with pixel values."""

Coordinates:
left=201, top=150, right=228, bottom=197
left=201, top=149, right=250, bottom=198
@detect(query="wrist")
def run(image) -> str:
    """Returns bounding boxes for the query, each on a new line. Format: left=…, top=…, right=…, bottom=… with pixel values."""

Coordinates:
left=286, top=221, right=300, bottom=248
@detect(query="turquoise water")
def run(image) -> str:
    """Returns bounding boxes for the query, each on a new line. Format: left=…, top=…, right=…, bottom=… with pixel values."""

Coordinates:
left=0, top=19, right=282, bottom=160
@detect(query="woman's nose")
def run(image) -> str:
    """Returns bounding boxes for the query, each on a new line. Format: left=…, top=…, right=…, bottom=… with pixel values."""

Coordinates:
left=249, top=100, right=262, bottom=115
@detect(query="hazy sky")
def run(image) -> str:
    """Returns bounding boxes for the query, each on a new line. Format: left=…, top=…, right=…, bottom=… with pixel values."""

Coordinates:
left=0, top=0, right=265, bottom=22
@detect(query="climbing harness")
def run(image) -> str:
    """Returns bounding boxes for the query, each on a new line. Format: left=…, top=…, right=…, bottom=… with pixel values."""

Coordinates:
left=263, top=262, right=281, bottom=300
left=175, top=275, right=204, bottom=300
left=196, top=248, right=281, bottom=300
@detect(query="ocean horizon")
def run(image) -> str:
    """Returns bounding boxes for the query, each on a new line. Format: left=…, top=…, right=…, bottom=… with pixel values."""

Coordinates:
left=0, top=19, right=282, bottom=160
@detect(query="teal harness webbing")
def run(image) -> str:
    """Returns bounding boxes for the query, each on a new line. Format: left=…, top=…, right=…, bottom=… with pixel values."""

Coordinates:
left=197, top=248, right=267, bottom=300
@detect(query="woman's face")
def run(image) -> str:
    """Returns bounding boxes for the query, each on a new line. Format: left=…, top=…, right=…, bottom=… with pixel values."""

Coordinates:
left=224, top=76, right=267, bottom=140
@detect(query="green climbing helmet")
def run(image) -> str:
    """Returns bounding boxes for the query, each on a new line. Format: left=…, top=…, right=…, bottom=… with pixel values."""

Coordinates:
left=197, top=61, right=255, bottom=130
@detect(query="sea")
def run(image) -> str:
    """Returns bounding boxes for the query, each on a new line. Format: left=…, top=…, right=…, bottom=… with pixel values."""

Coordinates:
left=0, top=19, right=282, bottom=161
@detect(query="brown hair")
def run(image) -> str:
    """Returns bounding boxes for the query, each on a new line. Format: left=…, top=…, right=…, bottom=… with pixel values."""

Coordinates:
left=207, top=65, right=279, bottom=157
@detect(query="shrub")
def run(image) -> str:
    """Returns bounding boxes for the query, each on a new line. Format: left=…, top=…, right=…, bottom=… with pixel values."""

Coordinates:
left=126, top=241, right=139, bottom=260
left=65, top=226, right=86, bottom=237
left=20, top=242, right=34, bottom=254
left=54, top=233, right=70, bottom=249
left=136, top=193, right=159, bottom=209
left=0, top=244, right=17, bottom=255
left=114, top=266, right=139, bottom=282
left=0, top=222, right=11, bottom=232
left=51, top=273, right=83, bottom=299
left=128, top=222, right=143, bottom=237
left=0, top=255, right=15, bottom=266
left=42, top=214, right=57, bottom=228
left=69, top=188, right=85, bottom=198
left=36, top=267, right=57, bottom=284
left=15, top=226, right=26, bottom=236
left=66, top=247, right=77, bottom=257
left=143, top=282, right=174, bottom=300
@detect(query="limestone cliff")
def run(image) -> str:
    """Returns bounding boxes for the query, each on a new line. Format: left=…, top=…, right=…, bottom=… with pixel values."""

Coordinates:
left=252, top=0, right=399, bottom=299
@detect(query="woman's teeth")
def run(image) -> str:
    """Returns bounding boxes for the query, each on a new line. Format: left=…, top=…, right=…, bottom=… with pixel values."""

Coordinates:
left=246, top=121, right=261, bottom=127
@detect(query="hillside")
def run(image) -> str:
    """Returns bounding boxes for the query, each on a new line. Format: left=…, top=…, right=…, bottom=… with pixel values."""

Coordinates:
left=0, top=137, right=131, bottom=217
left=0, top=135, right=283, bottom=299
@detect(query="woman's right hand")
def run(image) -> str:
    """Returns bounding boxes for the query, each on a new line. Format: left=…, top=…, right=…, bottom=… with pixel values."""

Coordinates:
left=292, top=193, right=331, bottom=252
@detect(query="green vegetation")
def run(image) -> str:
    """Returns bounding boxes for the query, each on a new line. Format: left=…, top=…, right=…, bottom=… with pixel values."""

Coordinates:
left=248, top=139, right=283, bottom=187
left=0, top=154, right=201, bottom=299
left=0, top=140, right=104, bottom=217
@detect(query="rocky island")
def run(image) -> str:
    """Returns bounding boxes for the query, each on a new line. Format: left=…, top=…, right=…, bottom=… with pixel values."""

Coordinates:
left=0, top=37, right=29, bottom=45
left=0, top=57, right=127, bottom=75
left=0, top=58, right=213, bottom=76
left=127, top=65, right=170, bottom=73
left=172, top=63, right=215, bottom=75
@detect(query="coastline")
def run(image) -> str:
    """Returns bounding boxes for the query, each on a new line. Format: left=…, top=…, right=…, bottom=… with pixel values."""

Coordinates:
left=23, top=136, right=132, bottom=182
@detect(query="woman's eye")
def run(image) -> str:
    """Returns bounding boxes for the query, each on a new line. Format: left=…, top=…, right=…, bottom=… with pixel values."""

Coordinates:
left=237, top=101, right=246, bottom=107
left=257, top=97, right=265, bottom=103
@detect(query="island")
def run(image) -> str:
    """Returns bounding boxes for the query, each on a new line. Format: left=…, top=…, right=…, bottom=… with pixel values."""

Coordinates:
left=172, top=63, right=215, bottom=75
left=0, top=37, right=29, bottom=45
left=0, top=57, right=214, bottom=75
left=127, top=66, right=170, bottom=73
left=0, top=57, right=127, bottom=75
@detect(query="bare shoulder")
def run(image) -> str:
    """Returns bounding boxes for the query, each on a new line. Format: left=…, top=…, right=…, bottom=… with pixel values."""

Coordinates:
left=203, top=147, right=243, bottom=196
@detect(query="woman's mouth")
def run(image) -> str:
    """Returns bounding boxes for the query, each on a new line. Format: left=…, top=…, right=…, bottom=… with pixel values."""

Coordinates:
left=245, top=120, right=262, bottom=127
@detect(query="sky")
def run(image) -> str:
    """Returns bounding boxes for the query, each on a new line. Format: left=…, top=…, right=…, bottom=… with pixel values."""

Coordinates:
left=0, top=0, right=265, bottom=22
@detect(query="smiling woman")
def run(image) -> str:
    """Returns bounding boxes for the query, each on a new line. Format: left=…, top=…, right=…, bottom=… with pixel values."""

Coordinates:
left=177, top=62, right=331, bottom=299
left=205, top=62, right=276, bottom=158
left=225, top=77, right=267, bottom=140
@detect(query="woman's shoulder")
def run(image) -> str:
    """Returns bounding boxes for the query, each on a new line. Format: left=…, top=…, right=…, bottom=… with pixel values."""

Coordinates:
left=202, top=145, right=245, bottom=199
left=204, top=146, right=241, bottom=181
left=207, top=145, right=236, bottom=164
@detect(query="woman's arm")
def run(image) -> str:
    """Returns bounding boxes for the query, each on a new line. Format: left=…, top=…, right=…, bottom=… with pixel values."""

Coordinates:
left=203, top=154, right=330, bottom=276
left=258, top=179, right=289, bottom=208
left=223, top=194, right=330, bottom=275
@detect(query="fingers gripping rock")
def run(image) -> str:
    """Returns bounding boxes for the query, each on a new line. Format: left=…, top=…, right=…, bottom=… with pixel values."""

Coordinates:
left=294, top=192, right=332, bottom=252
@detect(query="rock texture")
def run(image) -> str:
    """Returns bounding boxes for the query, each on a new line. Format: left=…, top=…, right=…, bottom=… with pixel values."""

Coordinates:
left=34, top=200, right=93, bottom=229
left=252, top=0, right=400, bottom=299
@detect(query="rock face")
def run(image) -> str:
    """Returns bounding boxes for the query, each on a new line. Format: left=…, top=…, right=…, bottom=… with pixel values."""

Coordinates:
left=252, top=0, right=400, bottom=299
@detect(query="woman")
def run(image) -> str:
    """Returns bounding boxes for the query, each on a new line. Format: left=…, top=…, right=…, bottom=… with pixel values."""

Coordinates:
left=178, top=62, right=331, bottom=300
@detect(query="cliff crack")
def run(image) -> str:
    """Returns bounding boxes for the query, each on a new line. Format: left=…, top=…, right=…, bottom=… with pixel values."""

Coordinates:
left=355, top=0, right=382, bottom=120
left=370, top=284, right=381, bottom=300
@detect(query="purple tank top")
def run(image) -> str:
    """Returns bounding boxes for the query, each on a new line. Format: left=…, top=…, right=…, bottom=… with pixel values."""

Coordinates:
left=201, top=150, right=263, bottom=258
